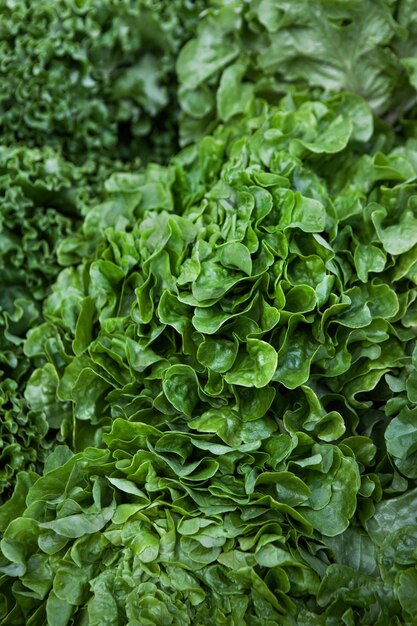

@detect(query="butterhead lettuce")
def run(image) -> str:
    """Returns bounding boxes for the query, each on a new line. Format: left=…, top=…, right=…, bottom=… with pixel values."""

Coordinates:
left=1, top=91, right=416, bottom=624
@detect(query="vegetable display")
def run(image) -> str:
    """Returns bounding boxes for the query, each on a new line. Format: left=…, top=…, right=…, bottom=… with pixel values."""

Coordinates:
left=1, top=2, right=417, bottom=625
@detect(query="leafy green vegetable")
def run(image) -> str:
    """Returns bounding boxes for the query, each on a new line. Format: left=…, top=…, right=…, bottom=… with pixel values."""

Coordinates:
left=3, top=3, right=417, bottom=623
left=0, top=0, right=205, bottom=165
left=1, top=88, right=416, bottom=624
left=176, top=0, right=417, bottom=145
left=0, top=146, right=87, bottom=501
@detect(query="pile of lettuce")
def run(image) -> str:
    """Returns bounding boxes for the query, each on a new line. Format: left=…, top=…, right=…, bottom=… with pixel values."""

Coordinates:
left=1, top=1, right=417, bottom=625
